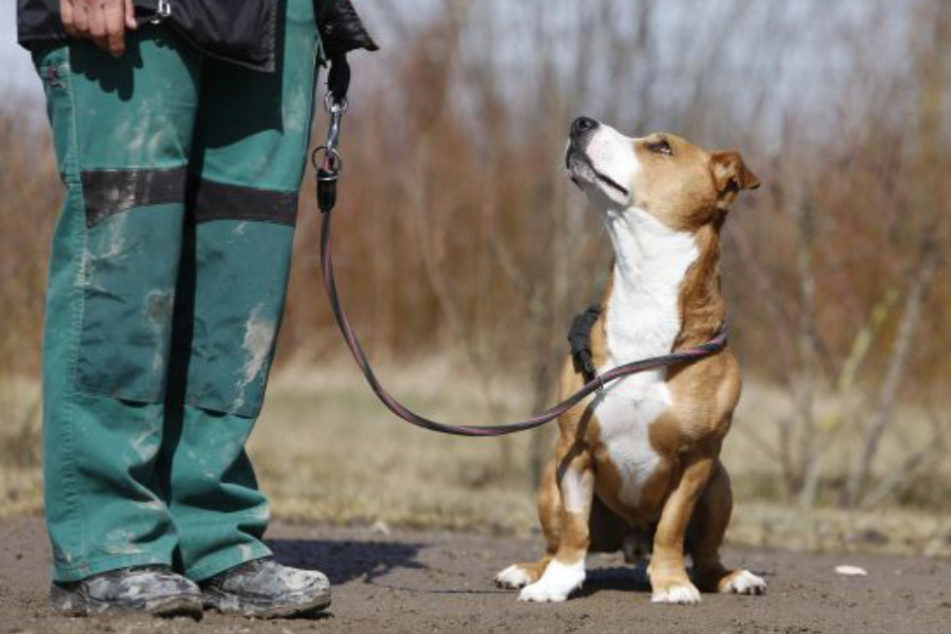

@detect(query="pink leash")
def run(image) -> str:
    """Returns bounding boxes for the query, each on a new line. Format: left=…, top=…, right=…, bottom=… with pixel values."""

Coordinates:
left=312, top=92, right=728, bottom=437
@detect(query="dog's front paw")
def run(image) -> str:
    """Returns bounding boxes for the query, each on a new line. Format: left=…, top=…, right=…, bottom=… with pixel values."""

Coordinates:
left=495, top=564, right=533, bottom=589
left=651, top=580, right=702, bottom=604
left=517, top=560, right=585, bottom=603
left=719, top=569, right=766, bottom=595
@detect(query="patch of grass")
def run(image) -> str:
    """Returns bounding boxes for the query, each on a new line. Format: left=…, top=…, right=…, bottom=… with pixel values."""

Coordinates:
left=249, top=359, right=543, bottom=534
left=728, top=501, right=951, bottom=558
left=1, top=361, right=949, bottom=556
left=0, top=379, right=43, bottom=518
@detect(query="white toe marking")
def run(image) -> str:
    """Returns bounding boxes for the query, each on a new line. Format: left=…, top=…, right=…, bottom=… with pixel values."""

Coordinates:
left=495, top=565, right=532, bottom=589
left=652, top=582, right=702, bottom=604
left=722, top=569, right=767, bottom=594
left=518, top=560, right=585, bottom=603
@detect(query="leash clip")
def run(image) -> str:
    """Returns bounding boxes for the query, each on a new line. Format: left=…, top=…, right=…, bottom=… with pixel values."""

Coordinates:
left=313, top=91, right=348, bottom=212
left=323, top=91, right=348, bottom=154
left=312, top=91, right=347, bottom=177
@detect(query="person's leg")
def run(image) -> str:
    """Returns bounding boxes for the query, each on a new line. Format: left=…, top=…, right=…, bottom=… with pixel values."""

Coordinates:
left=160, top=0, right=321, bottom=582
left=35, top=27, right=202, bottom=583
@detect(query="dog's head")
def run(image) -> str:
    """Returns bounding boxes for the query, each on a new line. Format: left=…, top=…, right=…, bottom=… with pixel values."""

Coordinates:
left=565, top=117, right=759, bottom=230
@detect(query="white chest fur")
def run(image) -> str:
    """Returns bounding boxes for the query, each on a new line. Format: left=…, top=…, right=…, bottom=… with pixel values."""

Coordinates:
left=592, top=207, right=698, bottom=507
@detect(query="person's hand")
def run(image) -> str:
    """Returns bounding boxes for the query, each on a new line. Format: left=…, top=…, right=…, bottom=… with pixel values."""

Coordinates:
left=60, top=0, right=138, bottom=57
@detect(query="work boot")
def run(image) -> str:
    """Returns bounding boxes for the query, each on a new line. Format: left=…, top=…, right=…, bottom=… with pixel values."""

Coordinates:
left=50, top=565, right=203, bottom=618
left=201, top=557, right=331, bottom=618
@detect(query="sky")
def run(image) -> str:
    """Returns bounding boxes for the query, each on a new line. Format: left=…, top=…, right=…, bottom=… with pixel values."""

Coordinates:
left=1, top=0, right=44, bottom=101
left=0, top=0, right=920, bottom=137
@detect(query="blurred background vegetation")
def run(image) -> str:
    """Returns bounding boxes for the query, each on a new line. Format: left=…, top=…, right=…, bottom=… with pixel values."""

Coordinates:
left=1, top=0, right=949, bottom=554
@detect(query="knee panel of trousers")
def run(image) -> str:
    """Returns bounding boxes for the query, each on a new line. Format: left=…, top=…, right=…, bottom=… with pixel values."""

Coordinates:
left=76, top=197, right=186, bottom=403
left=180, top=223, right=294, bottom=418
left=177, top=180, right=298, bottom=418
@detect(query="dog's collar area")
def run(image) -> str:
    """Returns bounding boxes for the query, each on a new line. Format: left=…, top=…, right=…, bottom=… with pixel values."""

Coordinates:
left=568, top=305, right=727, bottom=390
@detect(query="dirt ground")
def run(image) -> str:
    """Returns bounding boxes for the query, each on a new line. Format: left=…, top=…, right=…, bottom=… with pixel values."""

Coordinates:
left=1, top=516, right=948, bottom=634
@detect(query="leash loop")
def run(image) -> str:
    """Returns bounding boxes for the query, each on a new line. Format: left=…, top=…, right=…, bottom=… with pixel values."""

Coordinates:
left=319, top=203, right=729, bottom=437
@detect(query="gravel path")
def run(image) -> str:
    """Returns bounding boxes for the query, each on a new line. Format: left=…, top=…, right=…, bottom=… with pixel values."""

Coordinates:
left=1, top=516, right=948, bottom=633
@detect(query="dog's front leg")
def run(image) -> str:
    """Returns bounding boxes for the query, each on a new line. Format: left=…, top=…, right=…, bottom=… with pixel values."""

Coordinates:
left=519, top=444, right=594, bottom=603
left=648, top=456, right=717, bottom=604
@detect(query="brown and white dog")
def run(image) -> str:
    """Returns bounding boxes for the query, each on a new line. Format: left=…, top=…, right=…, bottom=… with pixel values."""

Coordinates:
left=495, top=117, right=763, bottom=604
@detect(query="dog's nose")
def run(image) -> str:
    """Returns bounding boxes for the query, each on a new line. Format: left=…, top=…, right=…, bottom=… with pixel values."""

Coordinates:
left=571, top=116, right=598, bottom=139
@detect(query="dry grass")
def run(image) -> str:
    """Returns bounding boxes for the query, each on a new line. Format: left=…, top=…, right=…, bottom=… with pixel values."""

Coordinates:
left=249, top=356, right=540, bottom=534
left=3, top=358, right=949, bottom=557
left=0, top=379, right=43, bottom=518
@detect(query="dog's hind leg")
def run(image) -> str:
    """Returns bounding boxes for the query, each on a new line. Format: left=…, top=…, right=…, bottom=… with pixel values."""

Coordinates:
left=495, top=460, right=560, bottom=589
left=688, top=461, right=766, bottom=596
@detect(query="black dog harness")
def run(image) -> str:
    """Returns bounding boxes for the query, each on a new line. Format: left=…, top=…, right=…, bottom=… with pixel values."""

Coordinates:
left=568, top=304, right=603, bottom=384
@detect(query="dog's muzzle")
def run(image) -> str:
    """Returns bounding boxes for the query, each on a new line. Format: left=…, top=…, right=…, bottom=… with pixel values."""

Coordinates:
left=565, top=117, right=630, bottom=198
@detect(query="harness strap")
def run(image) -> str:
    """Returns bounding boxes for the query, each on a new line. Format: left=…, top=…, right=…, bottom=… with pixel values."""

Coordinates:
left=568, top=304, right=602, bottom=383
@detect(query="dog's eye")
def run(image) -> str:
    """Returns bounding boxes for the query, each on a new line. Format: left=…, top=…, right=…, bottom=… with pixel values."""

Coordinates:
left=648, top=140, right=673, bottom=156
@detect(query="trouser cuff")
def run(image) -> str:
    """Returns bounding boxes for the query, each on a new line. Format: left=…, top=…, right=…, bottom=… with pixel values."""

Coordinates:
left=184, top=541, right=273, bottom=582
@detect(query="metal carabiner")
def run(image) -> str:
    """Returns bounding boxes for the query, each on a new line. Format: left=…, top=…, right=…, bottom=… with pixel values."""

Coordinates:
left=313, top=90, right=349, bottom=212
left=311, top=91, right=348, bottom=176
left=324, top=92, right=347, bottom=153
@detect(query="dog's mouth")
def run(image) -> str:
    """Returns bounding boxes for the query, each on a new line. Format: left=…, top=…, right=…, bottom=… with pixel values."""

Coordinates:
left=565, top=146, right=630, bottom=197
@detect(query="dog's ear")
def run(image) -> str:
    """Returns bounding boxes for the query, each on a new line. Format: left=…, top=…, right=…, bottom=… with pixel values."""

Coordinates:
left=711, top=151, right=760, bottom=209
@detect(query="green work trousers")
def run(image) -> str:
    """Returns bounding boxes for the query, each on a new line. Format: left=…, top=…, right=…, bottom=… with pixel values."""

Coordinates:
left=33, top=0, right=320, bottom=582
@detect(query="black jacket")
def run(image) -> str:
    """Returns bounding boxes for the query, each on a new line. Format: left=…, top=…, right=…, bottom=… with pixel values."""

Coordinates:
left=17, top=0, right=377, bottom=72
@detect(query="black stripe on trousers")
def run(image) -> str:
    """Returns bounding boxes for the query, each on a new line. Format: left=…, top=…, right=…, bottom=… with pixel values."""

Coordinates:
left=79, top=169, right=299, bottom=228
left=81, top=167, right=189, bottom=227
left=191, top=179, right=299, bottom=227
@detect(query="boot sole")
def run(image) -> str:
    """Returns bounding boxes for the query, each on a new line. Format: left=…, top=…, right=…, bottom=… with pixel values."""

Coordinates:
left=51, top=587, right=204, bottom=620
left=202, top=586, right=331, bottom=619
